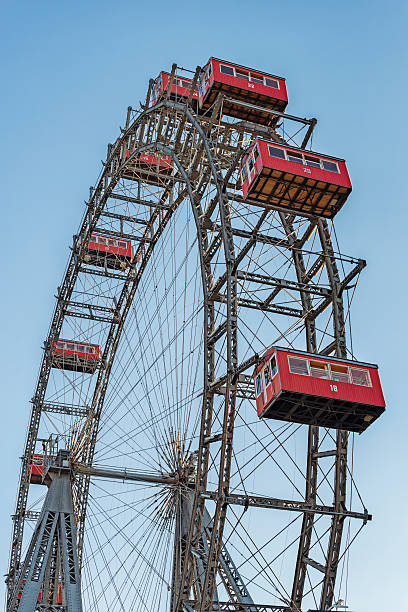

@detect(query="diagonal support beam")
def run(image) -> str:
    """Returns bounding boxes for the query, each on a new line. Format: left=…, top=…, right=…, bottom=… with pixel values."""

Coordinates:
left=172, top=489, right=257, bottom=610
left=203, top=508, right=257, bottom=610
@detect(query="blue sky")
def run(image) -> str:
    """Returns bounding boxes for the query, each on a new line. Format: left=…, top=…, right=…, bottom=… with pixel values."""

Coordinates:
left=1, top=0, right=407, bottom=609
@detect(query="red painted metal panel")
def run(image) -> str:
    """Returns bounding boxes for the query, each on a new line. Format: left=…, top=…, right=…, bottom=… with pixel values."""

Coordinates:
left=241, top=141, right=263, bottom=198
left=277, top=349, right=385, bottom=407
left=254, top=347, right=385, bottom=418
left=254, top=350, right=282, bottom=417
left=151, top=72, right=165, bottom=105
left=152, top=71, right=198, bottom=105
left=258, top=140, right=351, bottom=188
left=53, top=341, right=102, bottom=363
left=87, top=234, right=133, bottom=258
left=30, top=455, right=44, bottom=483
left=122, top=148, right=173, bottom=174
left=198, top=61, right=215, bottom=107
left=213, top=58, right=288, bottom=103
left=137, top=153, right=173, bottom=171
left=199, top=58, right=288, bottom=109
left=31, top=464, right=43, bottom=477
left=241, top=139, right=352, bottom=199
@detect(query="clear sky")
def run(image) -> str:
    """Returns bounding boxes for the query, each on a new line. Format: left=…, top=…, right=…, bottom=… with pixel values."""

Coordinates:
left=1, top=0, right=407, bottom=609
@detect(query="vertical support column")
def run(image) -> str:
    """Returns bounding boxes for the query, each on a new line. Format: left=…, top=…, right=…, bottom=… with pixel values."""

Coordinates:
left=8, top=467, right=83, bottom=612
left=279, top=214, right=320, bottom=612
left=319, top=429, right=348, bottom=608
left=317, top=219, right=348, bottom=610
left=290, top=425, right=319, bottom=610
left=317, top=219, right=347, bottom=358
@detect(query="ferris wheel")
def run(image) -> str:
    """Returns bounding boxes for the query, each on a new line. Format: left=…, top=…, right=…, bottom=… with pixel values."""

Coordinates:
left=6, top=58, right=385, bottom=612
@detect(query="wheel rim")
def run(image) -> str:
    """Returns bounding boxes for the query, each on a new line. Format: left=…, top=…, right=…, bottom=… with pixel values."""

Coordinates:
left=8, top=81, right=369, bottom=612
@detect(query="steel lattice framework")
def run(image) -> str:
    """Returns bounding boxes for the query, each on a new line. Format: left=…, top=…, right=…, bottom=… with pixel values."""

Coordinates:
left=7, top=64, right=371, bottom=612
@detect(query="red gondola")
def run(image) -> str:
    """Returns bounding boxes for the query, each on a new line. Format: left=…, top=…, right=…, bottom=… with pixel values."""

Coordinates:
left=241, top=139, right=352, bottom=218
left=30, top=454, right=45, bottom=484
left=151, top=71, right=198, bottom=106
left=122, top=150, right=173, bottom=185
left=199, top=58, right=288, bottom=124
left=254, top=347, right=385, bottom=433
left=52, top=340, right=102, bottom=374
left=84, top=233, right=133, bottom=270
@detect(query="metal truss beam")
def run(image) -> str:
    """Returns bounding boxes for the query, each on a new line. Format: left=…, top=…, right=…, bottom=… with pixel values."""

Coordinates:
left=108, top=192, right=171, bottom=210
left=61, top=299, right=119, bottom=324
left=184, top=602, right=289, bottom=612
left=61, top=300, right=116, bottom=314
left=215, top=225, right=291, bottom=249
left=223, top=96, right=316, bottom=128
left=214, top=374, right=255, bottom=400
left=63, top=309, right=116, bottom=324
left=211, top=291, right=303, bottom=318
left=98, top=209, right=149, bottom=225
left=236, top=270, right=331, bottom=297
left=37, top=402, right=89, bottom=418
left=78, top=265, right=128, bottom=280
left=21, top=511, right=41, bottom=521
left=226, top=191, right=316, bottom=219
left=307, top=259, right=365, bottom=322
left=201, top=492, right=370, bottom=521
left=173, top=489, right=257, bottom=610
left=84, top=226, right=151, bottom=243
left=302, top=254, right=325, bottom=283
left=301, top=117, right=317, bottom=148
left=75, top=463, right=179, bottom=485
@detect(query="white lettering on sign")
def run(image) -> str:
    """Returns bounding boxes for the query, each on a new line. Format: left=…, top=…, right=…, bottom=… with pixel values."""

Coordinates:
left=248, top=83, right=255, bottom=89
left=330, top=384, right=338, bottom=392
left=303, top=168, right=312, bottom=174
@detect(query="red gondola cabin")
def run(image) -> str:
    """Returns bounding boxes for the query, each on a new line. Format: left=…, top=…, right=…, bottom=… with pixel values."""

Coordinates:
left=199, top=58, right=288, bottom=124
left=30, top=454, right=45, bottom=484
left=241, top=139, right=352, bottom=218
left=52, top=340, right=102, bottom=374
left=151, top=71, right=198, bottom=107
left=254, top=347, right=385, bottom=433
left=122, top=150, right=173, bottom=186
left=84, top=233, right=133, bottom=270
